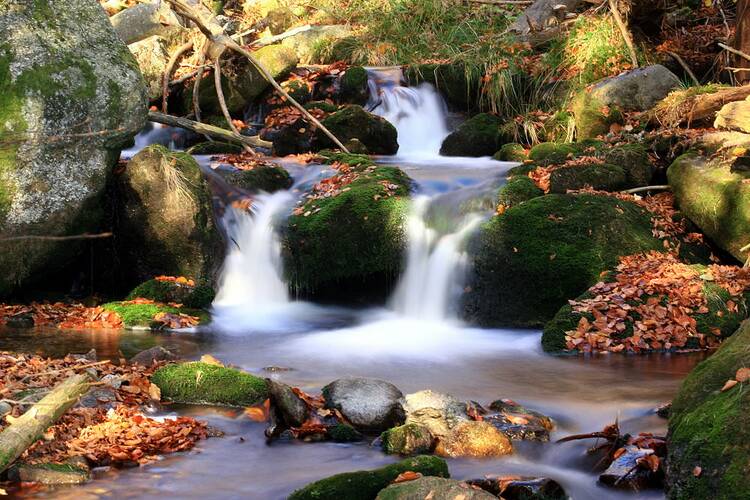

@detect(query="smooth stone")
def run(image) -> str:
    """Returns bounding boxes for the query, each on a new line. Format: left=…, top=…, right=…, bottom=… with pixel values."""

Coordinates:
left=434, top=421, right=513, bottom=458
left=130, top=346, right=178, bottom=366
left=599, top=445, right=662, bottom=490
left=267, top=380, right=308, bottom=428
left=322, top=377, right=405, bottom=432
left=467, top=476, right=567, bottom=499
left=376, top=477, right=497, bottom=500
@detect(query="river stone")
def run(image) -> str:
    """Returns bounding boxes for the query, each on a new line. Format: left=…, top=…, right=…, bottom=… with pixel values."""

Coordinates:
left=381, top=423, right=436, bottom=455
left=485, top=399, right=554, bottom=442
left=8, top=462, right=90, bottom=485
left=130, top=346, right=178, bottom=366
left=600, top=445, right=662, bottom=490
left=115, top=145, right=223, bottom=285
left=281, top=25, right=353, bottom=64
left=128, top=35, right=169, bottom=100
left=322, top=377, right=405, bottom=432
left=376, top=477, right=497, bottom=500
left=319, top=105, right=399, bottom=155
left=467, top=476, right=567, bottom=499
left=439, top=113, right=504, bottom=157
left=587, top=65, right=681, bottom=112
left=434, top=420, right=513, bottom=458
left=714, top=98, right=750, bottom=134
left=402, top=390, right=469, bottom=439
left=0, top=0, right=147, bottom=297
left=268, top=379, right=308, bottom=428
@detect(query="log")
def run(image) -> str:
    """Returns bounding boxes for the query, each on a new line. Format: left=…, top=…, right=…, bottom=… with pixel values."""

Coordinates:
left=111, top=2, right=184, bottom=45
left=649, top=84, right=750, bottom=128
left=0, top=373, right=94, bottom=474
left=148, top=111, right=272, bottom=149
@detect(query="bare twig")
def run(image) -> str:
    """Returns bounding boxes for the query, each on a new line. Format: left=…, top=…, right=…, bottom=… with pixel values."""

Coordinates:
left=0, top=232, right=113, bottom=243
left=608, top=0, right=638, bottom=69
left=162, top=41, right=195, bottom=113
left=250, top=25, right=313, bottom=48
left=622, top=185, right=671, bottom=194
left=148, top=111, right=272, bottom=149
left=718, top=43, right=750, bottom=63
left=665, top=51, right=700, bottom=86
left=213, top=57, right=241, bottom=136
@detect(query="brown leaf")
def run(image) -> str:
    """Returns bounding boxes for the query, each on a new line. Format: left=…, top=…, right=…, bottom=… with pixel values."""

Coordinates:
left=393, top=471, right=422, bottom=484
left=735, top=367, right=750, bottom=383
left=721, top=379, right=738, bottom=392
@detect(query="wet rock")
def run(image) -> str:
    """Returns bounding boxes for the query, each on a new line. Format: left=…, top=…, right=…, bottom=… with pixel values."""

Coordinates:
left=5, top=314, right=34, bottom=329
left=268, top=380, right=308, bottom=428
left=714, top=98, right=750, bottom=134
left=328, top=423, right=364, bottom=442
left=655, top=402, right=671, bottom=418
left=381, top=423, right=436, bottom=455
left=222, top=166, right=293, bottom=194
left=8, top=462, right=90, bottom=485
left=485, top=400, right=554, bottom=441
left=599, top=445, right=662, bottom=490
left=115, top=145, right=223, bottom=285
left=319, top=105, right=399, bottom=155
left=337, top=66, right=369, bottom=105
left=402, top=390, right=469, bottom=439
left=468, top=476, right=567, bottom=499
left=78, top=385, right=118, bottom=410
left=130, top=346, right=178, bottom=366
left=288, top=455, right=449, bottom=500
left=434, top=420, right=513, bottom=458
left=260, top=113, right=317, bottom=156
left=376, top=477, right=497, bottom=500
left=322, top=377, right=405, bottom=432
left=0, top=0, right=146, bottom=298
left=439, top=113, right=504, bottom=157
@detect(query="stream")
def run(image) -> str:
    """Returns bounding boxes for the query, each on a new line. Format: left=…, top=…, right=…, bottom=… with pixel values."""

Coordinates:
left=0, top=69, right=706, bottom=500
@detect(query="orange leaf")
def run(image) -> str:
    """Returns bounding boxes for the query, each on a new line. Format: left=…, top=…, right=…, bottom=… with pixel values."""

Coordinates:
left=721, top=379, right=738, bottom=392
left=393, top=471, right=422, bottom=483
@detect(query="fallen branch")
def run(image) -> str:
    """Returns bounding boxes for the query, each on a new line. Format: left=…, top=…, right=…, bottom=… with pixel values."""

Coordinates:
left=622, top=185, right=671, bottom=194
left=148, top=110, right=272, bottom=149
left=110, top=2, right=184, bottom=45
left=162, top=41, right=195, bottom=113
left=250, top=25, right=313, bottom=48
left=718, top=43, right=750, bottom=63
left=608, top=0, right=638, bottom=69
left=649, top=84, right=750, bottom=127
left=665, top=51, right=700, bottom=86
left=0, top=373, right=95, bottom=474
left=0, top=232, right=113, bottom=243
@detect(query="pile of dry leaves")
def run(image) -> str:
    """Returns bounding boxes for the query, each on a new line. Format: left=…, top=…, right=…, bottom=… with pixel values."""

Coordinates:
left=0, top=303, right=122, bottom=330
left=565, top=251, right=750, bottom=353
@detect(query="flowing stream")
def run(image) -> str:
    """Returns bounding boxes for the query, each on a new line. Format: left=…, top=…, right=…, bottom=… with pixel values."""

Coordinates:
left=0, top=68, right=703, bottom=500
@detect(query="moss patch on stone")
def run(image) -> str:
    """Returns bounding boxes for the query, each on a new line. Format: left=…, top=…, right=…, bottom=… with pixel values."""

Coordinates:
left=126, top=279, right=215, bottom=309
left=497, top=176, right=544, bottom=208
left=320, top=105, right=398, bottom=155
left=151, top=362, right=268, bottom=407
left=493, top=143, right=527, bottom=162
left=103, top=301, right=209, bottom=329
left=338, top=65, right=369, bottom=105
left=288, top=455, right=449, bottom=500
left=223, top=166, right=293, bottom=193
left=528, top=142, right=575, bottom=164
left=439, top=113, right=504, bottom=157
left=572, top=89, right=623, bottom=140
left=666, top=321, right=750, bottom=499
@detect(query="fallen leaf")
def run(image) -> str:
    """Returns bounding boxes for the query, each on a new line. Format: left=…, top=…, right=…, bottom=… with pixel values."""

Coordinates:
left=735, top=367, right=750, bottom=383
left=721, top=379, right=738, bottom=392
left=693, top=466, right=702, bottom=477
left=393, top=471, right=422, bottom=483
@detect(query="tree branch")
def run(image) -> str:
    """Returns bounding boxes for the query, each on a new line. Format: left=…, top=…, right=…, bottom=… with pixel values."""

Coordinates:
left=148, top=110, right=272, bottom=149
left=608, top=0, right=638, bottom=69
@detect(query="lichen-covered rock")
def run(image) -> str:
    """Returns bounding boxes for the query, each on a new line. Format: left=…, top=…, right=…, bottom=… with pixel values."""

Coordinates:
left=281, top=25, right=353, bottom=64
left=493, top=143, right=527, bottom=162
left=288, top=456, right=450, bottom=500
left=128, top=35, right=169, bottom=100
left=0, top=0, right=147, bottom=297
left=401, top=390, right=469, bottom=440
left=604, top=143, right=654, bottom=186
left=572, top=90, right=624, bottom=140
left=115, top=145, right=222, bottom=286
left=320, top=105, right=398, bottom=155
left=666, top=320, right=750, bottom=499
left=589, top=65, right=681, bottom=111
left=439, top=114, right=504, bottom=157
left=222, top=166, right=293, bottom=193
left=714, top=99, right=750, bottom=133
left=126, top=278, right=215, bottom=309
left=322, top=377, right=405, bottom=432
left=151, top=362, right=268, bottom=407
left=7, top=462, right=90, bottom=485
left=668, top=150, right=750, bottom=262
left=434, top=421, right=512, bottom=458
left=377, top=477, right=497, bottom=500
left=381, top=423, right=435, bottom=455
left=464, top=194, right=668, bottom=327
left=283, top=162, right=410, bottom=297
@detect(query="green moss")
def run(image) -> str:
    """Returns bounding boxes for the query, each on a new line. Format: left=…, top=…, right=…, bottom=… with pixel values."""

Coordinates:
left=381, top=423, right=434, bottom=456
left=572, top=90, right=622, bottom=140
left=465, top=194, right=665, bottom=327
left=318, top=150, right=374, bottom=168
left=497, top=176, right=543, bottom=208
left=667, top=321, right=750, bottom=499
left=224, top=166, right=293, bottom=193
left=305, top=100, right=339, bottom=113
left=439, top=113, right=504, bottom=157
left=126, top=279, right=215, bottom=309
left=528, top=142, right=575, bottom=164
left=339, top=66, right=369, bottom=105
left=284, top=166, right=411, bottom=295
left=493, top=143, right=527, bottom=162
left=604, top=143, right=653, bottom=186
left=282, top=79, right=312, bottom=104
left=186, top=142, right=243, bottom=155
left=320, top=105, right=398, bottom=155
left=288, top=455, right=449, bottom=500
left=329, top=423, right=363, bottom=442
left=548, top=162, right=627, bottom=193
left=694, top=284, right=750, bottom=339
left=151, top=362, right=268, bottom=407
left=102, top=301, right=210, bottom=329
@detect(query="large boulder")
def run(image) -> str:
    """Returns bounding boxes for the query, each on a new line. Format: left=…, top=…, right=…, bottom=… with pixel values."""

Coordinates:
left=128, top=35, right=169, bottom=100
left=464, top=194, right=670, bottom=327
left=377, top=477, right=497, bottom=500
left=322, top=377, right=406, bottom=432
left=668, top=149, right=750, bottom=262
left=713, top=97, right=750, bottom=133
left=439, top=113, right=504, bottom=157
left=281, top=25, right=353, bottom=64
left=115, top=145, right=223, bottom=286
left=319, top=105, right=399, bottom=155
left=666, top=320, right=750, bottom=499
left=0, top=0, right=147, bottom=297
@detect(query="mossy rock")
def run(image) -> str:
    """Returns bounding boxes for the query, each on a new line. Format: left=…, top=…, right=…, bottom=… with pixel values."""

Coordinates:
left=103, top=301, right=210, bottom=329
left=0, top=0, right=147, bottom=297
left=668, top=151, right=750, bottom=262
left=281, top=78, right=312, bottom=104
left=464, top=194, right=668, bottom=327
left=666, top=320, right=750, bottom=499
left=115, top=145, right=223, bottom=287
left=547, top=162, right=628, bottom=193
left=126, top=279, right=215, bottom=309
left=404, top=63, right=478, bottom=111
left=151, top=362, right=268, bottom=407
left=320, top=105, right=398, bottom=155
left=604, top=143, right=653, bottom=186
left=8, top=462, right=90, bottom=485
left=542, top=274, right=750, bottom=352
left=186, top=141, right=244, bottom=155
left=305, top=100, right=339, bottom=113
left=528, top=142, right=576, bottom=164
left=222, top=166, right=293, bottom=194
left=338, top=66, right=369, bottom=105
left=381, top=423, right=435, bottom=456
left=572, top=89, right=623, bottom=140
left=497, top=176, right=543, bottom=208
left=283, top=165, right=411, bottom=298
left=493, top=143, right=527, bottom=162
left=377, top=477, right=497, bottom=500
left=288, top=455, right=450, bottom=500
left=235, top=44, right=298, bottom=102
left=439, top=114, right=504, bottom=157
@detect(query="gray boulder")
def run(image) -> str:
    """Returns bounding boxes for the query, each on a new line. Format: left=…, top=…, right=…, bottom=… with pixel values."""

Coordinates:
left=402, top=390, right=469, bottom=439
left=129, top=35, right=170, bottom=100
left=714, top=97, right=750, bottom=134
left=377, top=477, right=497, bottom=500
left=588, top=65, right=681, bottom=112
left=0, top=0, right=147, bottom=297
left=281, top=25, right=353, bottom=64
left=322, top=377, right=405, bottom=432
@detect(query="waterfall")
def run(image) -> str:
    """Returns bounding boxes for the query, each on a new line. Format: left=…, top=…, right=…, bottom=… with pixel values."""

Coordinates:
left=367, top=68, right=450, bottom=159
left=389, top=195, right=482, bottom=321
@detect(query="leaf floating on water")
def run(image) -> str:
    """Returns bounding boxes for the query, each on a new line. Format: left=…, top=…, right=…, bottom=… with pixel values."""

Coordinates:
left=244, top=399, right=271, bottom=422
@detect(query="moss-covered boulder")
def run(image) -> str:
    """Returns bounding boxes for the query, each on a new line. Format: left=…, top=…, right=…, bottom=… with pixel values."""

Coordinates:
left=404, top=63, right=477, bottom=111
left=288, top=455, right=449, bottom=500
left=605, top=143, right=654, bottom=186
left=222, top=166, right=293, bottom=193
left=338, top=66, right=369, bottom=105
left=493, top=143, right=527, bottom=162
left=186, top=141, right=243, bottom=155
left=284, top=162, right=410, bottom=297
left=668, top=151, right=750, bottom=262
left=528, top=143, right=576, bottom=164
left=572, top=89, right=624, bottom=140
left=464, top=194, right=668, bottom=327
left=319, top=105, right=398, bottom=155
left=381, top=423, right=436, bottom=456
left=103, top=301, right=210, bottom=329
left=496, top=176, right=544, bottom=208
left=115, top=145, right=222, bottom=287
left=151, top=362, right=268, bottom=407
left=547, top=162, right=628, bottom=193
left=126, top=279, right=215, bottom=309
left=666, top=320, right=750, bottom=499
left=0, top=0, right=147, bottom=297
left=439, top=114, right=504, bottom=157
left=377, top=477, right=497, bottom=500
